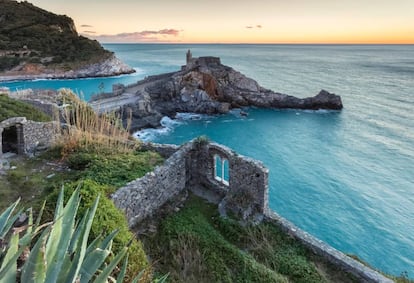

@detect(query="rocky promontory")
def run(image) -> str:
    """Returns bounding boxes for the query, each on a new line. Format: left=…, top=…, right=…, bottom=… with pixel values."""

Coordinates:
left=0, top=0, right=134, bottom=81
left=90, top=51, right=343, bottom=131
left=0, top=54, right=134, bottom=82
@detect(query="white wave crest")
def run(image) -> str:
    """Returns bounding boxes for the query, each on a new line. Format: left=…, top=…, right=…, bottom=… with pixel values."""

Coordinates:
left=133, top=116, right=182, bottom=142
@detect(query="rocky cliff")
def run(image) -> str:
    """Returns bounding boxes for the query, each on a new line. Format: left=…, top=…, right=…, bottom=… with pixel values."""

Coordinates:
left=90, top=54, right=343, bottom=131
left=0, top=0, right=134, bottom=81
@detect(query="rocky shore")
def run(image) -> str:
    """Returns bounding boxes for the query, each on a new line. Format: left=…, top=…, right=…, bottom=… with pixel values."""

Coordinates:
left=0, top=54, right=135, bottom=82
left=90, top=52, right=343, bottom=131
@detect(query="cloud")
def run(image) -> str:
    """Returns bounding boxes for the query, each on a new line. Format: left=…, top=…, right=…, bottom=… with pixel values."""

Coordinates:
left=91, top=29, right=181, bottom=43
left=83, top=30, right=96, bottom=34
left=81, top=24, right=93, bottom=28
left=245, top=25, right=263, bottom=29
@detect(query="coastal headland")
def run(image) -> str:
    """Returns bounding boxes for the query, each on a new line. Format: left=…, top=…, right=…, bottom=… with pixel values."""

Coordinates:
left=0, top=0, right=135, bottom=82
left=90, top=50, right=343, bottom=131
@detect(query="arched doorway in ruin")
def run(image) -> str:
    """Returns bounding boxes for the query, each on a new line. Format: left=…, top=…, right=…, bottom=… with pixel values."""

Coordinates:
left=2, top=125, right=18, bottom=154
left=0, top=117, right=27, bottom=157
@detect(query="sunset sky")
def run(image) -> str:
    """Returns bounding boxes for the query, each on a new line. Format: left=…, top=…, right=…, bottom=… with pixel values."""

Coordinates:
left=30, top=0, right=414, bottom=44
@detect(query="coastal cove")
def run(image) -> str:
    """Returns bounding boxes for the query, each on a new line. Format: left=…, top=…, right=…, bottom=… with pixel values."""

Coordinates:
left=1, top=44, right=414, bottom=277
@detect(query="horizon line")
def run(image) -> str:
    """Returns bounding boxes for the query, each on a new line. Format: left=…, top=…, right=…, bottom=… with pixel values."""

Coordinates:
left=99, top=42, right=414, bottom=45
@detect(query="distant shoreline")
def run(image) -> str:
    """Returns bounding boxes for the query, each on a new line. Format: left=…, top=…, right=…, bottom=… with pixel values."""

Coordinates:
left=0, top=54, right=135, bottom=83
left=102, top=42, right=414, bottom=46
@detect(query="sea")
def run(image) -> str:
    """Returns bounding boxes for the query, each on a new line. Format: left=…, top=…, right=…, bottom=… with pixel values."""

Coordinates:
left=1, top=44, right=413, bottom=277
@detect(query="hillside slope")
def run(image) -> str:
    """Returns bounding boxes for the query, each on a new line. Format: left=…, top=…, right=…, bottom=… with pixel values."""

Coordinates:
left=0, top=0, right=134, bottom=80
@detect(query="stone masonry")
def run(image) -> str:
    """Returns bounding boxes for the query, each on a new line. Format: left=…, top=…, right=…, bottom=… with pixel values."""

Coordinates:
left=0, top=117, right=59, bottom=159
left=112, top=139, right=268, bottom=227
left=112, top=139, right=393, bottom=283
left=112, top=142, right=193, bottom=227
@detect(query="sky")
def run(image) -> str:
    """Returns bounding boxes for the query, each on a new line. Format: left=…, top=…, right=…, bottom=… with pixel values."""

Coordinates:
left=29, top=0, right=414, bottom=44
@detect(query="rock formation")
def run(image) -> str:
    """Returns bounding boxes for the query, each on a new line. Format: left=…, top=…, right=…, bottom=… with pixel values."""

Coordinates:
left=90, top=54, right=343, bottom=131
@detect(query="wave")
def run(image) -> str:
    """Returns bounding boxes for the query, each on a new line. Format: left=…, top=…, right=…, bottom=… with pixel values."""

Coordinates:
left=133, top=113, right=215, bottom=142
left=133, top=116, right=182, bottom=142
left=175, top=112, right=209, bottom=121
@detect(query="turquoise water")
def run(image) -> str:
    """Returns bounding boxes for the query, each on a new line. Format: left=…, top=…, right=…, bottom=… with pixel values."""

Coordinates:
left=2, top=44, right=414, bottom=277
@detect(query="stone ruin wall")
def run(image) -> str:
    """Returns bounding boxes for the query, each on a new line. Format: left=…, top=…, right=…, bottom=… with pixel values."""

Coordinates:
left=111, top=140, right=268, bottom=227
left=111, top=142, right=192, bottom=227
left=112, top=140, right=393, bottom=283
left=264, top=212, right=393, bottom=283
left=188, top=142, right=268, bottom=222
left=0, top=117, right=59, bottom=158
left=23, top=120, right=59, bottom=154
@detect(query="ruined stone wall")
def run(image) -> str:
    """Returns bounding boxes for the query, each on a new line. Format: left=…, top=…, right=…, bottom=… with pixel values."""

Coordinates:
left=190, top=142, right=268, bottom=222
left=22, top=100, right=58, bottom=118
left=112, top=139, right=392, bottom=282
left=140, top=142, right=180, bottom=158
left=0, top=117, right=26, bottom=157
left=23, top=121, right=59, bottom=154
left=264, top=211, right=393, bottom=283
left=113, top=140, right=269, bottom=227
left=111, top=143, right=193, bottom=227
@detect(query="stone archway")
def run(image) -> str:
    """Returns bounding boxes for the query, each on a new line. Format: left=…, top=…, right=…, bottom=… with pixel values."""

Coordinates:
left=2, top=126, right=18, bottom=154
left=0, top=117, right=27, bottom=157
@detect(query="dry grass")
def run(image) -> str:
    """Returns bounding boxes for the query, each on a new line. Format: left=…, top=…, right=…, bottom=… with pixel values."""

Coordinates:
left=56, top=89, right=138, bottom=156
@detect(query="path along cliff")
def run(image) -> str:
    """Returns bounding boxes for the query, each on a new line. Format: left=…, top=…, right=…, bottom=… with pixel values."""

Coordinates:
left=90, top=52, right=343, bottom=131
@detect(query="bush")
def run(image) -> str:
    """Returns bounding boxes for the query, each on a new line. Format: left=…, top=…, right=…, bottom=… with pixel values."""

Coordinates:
left=46, top=179, right=148, bottom=280
left=0, top=189, right=136, bottom=282
left=67, top=150, right=163, bottom=187
left=146, top=196, right=288, bottom=282
left=0, top=95, right=51, bottom=122
left=0, top=57, right=21, bottom=71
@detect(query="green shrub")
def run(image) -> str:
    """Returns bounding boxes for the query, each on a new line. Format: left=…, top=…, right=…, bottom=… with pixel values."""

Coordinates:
left=0, top=95, right=51, bottom=122
left=0, top=1, right=111, bottom=70
left=67, top=150, right=163, bottom=187
left=0, top=189, right=137, bottom=282
left=146, top=196, right=288, bottom=283
left=46, top=179, right=148, bottom=280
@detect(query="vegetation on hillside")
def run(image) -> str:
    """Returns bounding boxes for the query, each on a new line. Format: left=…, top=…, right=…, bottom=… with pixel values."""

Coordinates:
left=0, top=0, right=111, bottom=71
left=1, top=89, right=412, bottom=282
left=0, top=189, right=157, bottom=282
left=0, top=94, right=51, bottom=122
left=143, top=195, right=359, bottom=283
left=0, top=89, right=164, bottom=281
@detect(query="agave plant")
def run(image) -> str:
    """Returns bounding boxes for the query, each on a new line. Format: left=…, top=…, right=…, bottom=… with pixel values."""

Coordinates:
left=0, top=188, right=141, bottom=283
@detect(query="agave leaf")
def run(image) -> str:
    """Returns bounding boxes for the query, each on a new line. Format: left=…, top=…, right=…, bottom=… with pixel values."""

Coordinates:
left=67, top=208, right=89, bottom=257
left=92, top=246, right=127, bottom=283
left=99, top=230, right=118, bottom=251
left=53, top=186, right=64, bottom=222
left=34, top=200, right=46, bottom=230
left=0, top=232, right=19, bottom=282
left=1, top=208, right=23, bottom=239
left=0, top=198, right=19, bottom=236
left=64, top=195, right=100, bottom=283
left=155, top=273, right=169, bottom=283
left=0, top=244, right=29, bottom=279
left=130, top=269, right=145, bottom=283
left=115, top=254, right=128, bottom=283
left=45, top=188, right=80, bottom=282
left=79, top=247, right=111, bottom=283
left=79, top=229, right=118, bottom=283
left=21, top=226, right=50, bottom=283
left=85, top=233, right=103, bottom=255
left=19, top=208, right=34, bottom=247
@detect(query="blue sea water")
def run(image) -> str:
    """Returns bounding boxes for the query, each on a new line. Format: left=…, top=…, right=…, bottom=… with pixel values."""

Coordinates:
left=1, top=44, right=414, bottom=277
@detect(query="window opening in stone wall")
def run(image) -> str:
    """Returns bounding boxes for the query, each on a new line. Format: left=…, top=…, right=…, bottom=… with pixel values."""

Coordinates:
left=2, top=126, right=18, bottom=154
left=214, top=154, right=229, bottom=185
